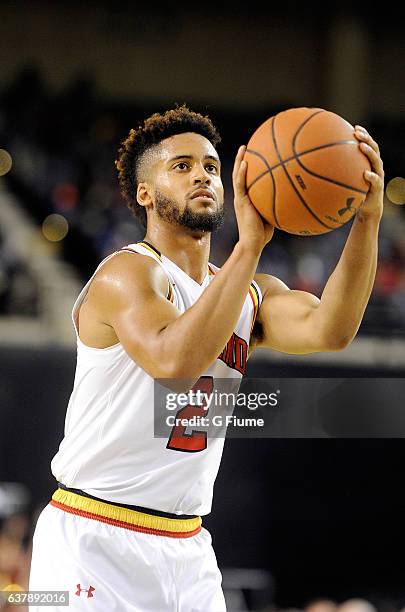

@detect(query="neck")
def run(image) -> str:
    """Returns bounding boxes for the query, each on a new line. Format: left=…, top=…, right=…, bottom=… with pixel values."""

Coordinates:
left=143, top=221, right=211, bottom=284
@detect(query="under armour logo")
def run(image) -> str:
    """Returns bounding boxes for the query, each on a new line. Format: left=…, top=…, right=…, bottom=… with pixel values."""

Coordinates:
left=75, top=584, right=95, bottom=598
left=338, top=197, right=356, bottom=216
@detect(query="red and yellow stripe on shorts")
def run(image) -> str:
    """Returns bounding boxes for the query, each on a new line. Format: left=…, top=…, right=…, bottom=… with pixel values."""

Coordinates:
left=51, top=488, right=202, bottom=538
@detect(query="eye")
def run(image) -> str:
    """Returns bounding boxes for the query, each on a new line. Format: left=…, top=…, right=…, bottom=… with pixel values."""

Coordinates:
left=206, top=163, right=219, bottom=173
left=174, top=162, right=189, bottom=171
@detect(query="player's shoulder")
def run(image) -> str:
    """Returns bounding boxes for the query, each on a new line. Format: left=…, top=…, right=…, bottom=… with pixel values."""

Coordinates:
left=253, top=272, right=290, bottom=298
left=92, top=249, right=169, bottom=300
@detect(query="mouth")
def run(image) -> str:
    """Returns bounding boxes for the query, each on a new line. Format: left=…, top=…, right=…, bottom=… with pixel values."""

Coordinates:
left=190, top=189, right=216, bottom=202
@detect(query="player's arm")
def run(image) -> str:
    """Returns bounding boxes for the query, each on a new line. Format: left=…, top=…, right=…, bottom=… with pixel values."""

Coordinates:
left=93, top=246, right=259, bottom=383
left=94, top=146, right=273, bottom=384
left=251, top=126, right=384, bottom=355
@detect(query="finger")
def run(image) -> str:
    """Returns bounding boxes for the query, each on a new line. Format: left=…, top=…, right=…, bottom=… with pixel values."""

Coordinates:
left=355, top=132, right=380, bottom=156
left=232, top=145, right=246, bottom=184
left=359, top=142, right=384, bottom=177
left=364, top=169, right=384, bottom=193
left=354, top=126, right=380, bottom=154
left=235, top=159, right=248, bottom=197
left=233, top=147, right=248, bottom=194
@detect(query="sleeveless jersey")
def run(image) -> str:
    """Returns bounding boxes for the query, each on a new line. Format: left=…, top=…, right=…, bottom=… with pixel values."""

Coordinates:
left=51, top=242, right=262, bottom=516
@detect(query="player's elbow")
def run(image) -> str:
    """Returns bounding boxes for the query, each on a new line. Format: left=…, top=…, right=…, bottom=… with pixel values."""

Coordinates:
left=155, top=331, right=207, bottom=383
left=123, top=341, right=192, bottom=384
left=321, top=331, right=353, bottom=352
left=166, top=360, right=202, bottom=388
left=312, top=315, right=357, bottom=352
left=147, top=358, right=186, bottom=381
left=157, top=365, right=200, bottom=393
left=149, top=352, right=200, bottom=391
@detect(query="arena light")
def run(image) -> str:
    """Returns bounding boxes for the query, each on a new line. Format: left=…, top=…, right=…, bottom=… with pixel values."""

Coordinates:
left=42, top=214, right=69, bottom=242
left=386, top=177, right=405, bottom=205
left=0, top=149, right=12, bottom=176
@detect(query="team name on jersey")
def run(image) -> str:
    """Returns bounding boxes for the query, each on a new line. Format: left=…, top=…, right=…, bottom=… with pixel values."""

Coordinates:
left=218, top=332, right=248, bottom=375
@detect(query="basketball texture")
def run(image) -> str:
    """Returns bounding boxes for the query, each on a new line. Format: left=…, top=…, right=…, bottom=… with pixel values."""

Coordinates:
left=244, top=108, right=371, bottom=235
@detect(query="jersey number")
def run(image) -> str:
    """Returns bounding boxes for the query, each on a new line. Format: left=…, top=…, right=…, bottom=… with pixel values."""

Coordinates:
left=166, top=376, right=213, bottom=453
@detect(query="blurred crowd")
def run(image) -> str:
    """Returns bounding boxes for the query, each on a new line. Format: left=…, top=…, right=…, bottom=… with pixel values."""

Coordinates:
left=0, top=227, right=39, bottom=317
left=300, top=598, right=404, bottom=612
left=0, top=483, right=32, bottom=612
left=0, top=65, right=405, bottom=334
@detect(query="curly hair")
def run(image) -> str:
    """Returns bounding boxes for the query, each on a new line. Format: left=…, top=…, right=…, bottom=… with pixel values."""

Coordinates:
left=115, top=105, right=221, bottom=227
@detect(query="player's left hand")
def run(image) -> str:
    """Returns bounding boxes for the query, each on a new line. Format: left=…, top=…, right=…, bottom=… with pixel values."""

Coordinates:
left=354, top=125, right=384, bottom=222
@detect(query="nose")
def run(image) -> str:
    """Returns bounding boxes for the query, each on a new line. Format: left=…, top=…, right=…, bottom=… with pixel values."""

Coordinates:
left=191, top=163, right=211, bottom=185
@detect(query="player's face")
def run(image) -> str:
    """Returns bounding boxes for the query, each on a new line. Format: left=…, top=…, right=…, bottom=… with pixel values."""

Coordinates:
left=151, top=132, right=224, bottom=232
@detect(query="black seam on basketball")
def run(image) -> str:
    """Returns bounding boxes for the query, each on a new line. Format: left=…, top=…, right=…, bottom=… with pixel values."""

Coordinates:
left=268, top=117, right=279, bottom=226
left=292, top=109, right=324, bottom=143
left=248, top=140, right=361, bottom=181
left=246, top=144, right=280, bottom=228
left=271, top=111, right=335, bottom=230
left=292, top=121, right=368, bottom=194
left=292, top=148, right=368, bottom=195
left=246, top=168, right=268, bottom=191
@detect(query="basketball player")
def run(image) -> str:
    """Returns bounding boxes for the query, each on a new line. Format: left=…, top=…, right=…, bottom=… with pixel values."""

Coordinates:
left=28, top=106, right=384, bottom=611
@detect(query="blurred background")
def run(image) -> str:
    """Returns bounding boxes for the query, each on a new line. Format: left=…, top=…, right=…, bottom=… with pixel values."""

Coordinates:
left=0, top=1, right=404, bottom=610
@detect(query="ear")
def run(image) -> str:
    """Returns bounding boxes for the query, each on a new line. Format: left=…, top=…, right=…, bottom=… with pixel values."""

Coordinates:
left=136, top=183, right=154, bottom=210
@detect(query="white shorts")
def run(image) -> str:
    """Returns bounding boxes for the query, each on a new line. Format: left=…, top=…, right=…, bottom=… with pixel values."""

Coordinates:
left=29, top=490, right=226, bottom=612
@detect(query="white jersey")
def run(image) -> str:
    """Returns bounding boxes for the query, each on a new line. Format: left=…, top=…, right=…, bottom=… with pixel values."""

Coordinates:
left=51, top=241, right=262, bottom=516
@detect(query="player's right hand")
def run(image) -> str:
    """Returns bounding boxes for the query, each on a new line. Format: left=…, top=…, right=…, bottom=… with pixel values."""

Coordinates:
left=233, top=145, right=274, bottom=253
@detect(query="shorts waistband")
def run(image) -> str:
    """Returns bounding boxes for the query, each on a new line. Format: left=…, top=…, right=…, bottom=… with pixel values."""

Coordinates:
left=56, top=482, right=199, bottom=519
left=50, top=487, right=202, bottom=538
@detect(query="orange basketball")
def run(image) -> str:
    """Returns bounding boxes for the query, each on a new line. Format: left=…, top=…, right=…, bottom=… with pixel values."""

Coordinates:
left=244, top=107, right=371, bottom=235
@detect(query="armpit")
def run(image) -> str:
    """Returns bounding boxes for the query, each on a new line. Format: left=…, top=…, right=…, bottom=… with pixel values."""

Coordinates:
left=250, top=318, right=264, bottom=346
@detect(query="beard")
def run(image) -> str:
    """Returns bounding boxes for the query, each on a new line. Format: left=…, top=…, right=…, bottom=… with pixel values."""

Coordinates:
left=154, top=190, right=224, bottom=233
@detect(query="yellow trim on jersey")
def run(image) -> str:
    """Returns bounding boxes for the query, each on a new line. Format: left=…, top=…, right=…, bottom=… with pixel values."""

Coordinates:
left=51, top=488, right=202, bottom=536
left=137, top=241, right=162, bottom=261
left=249, top=282, right=260, bottom=336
